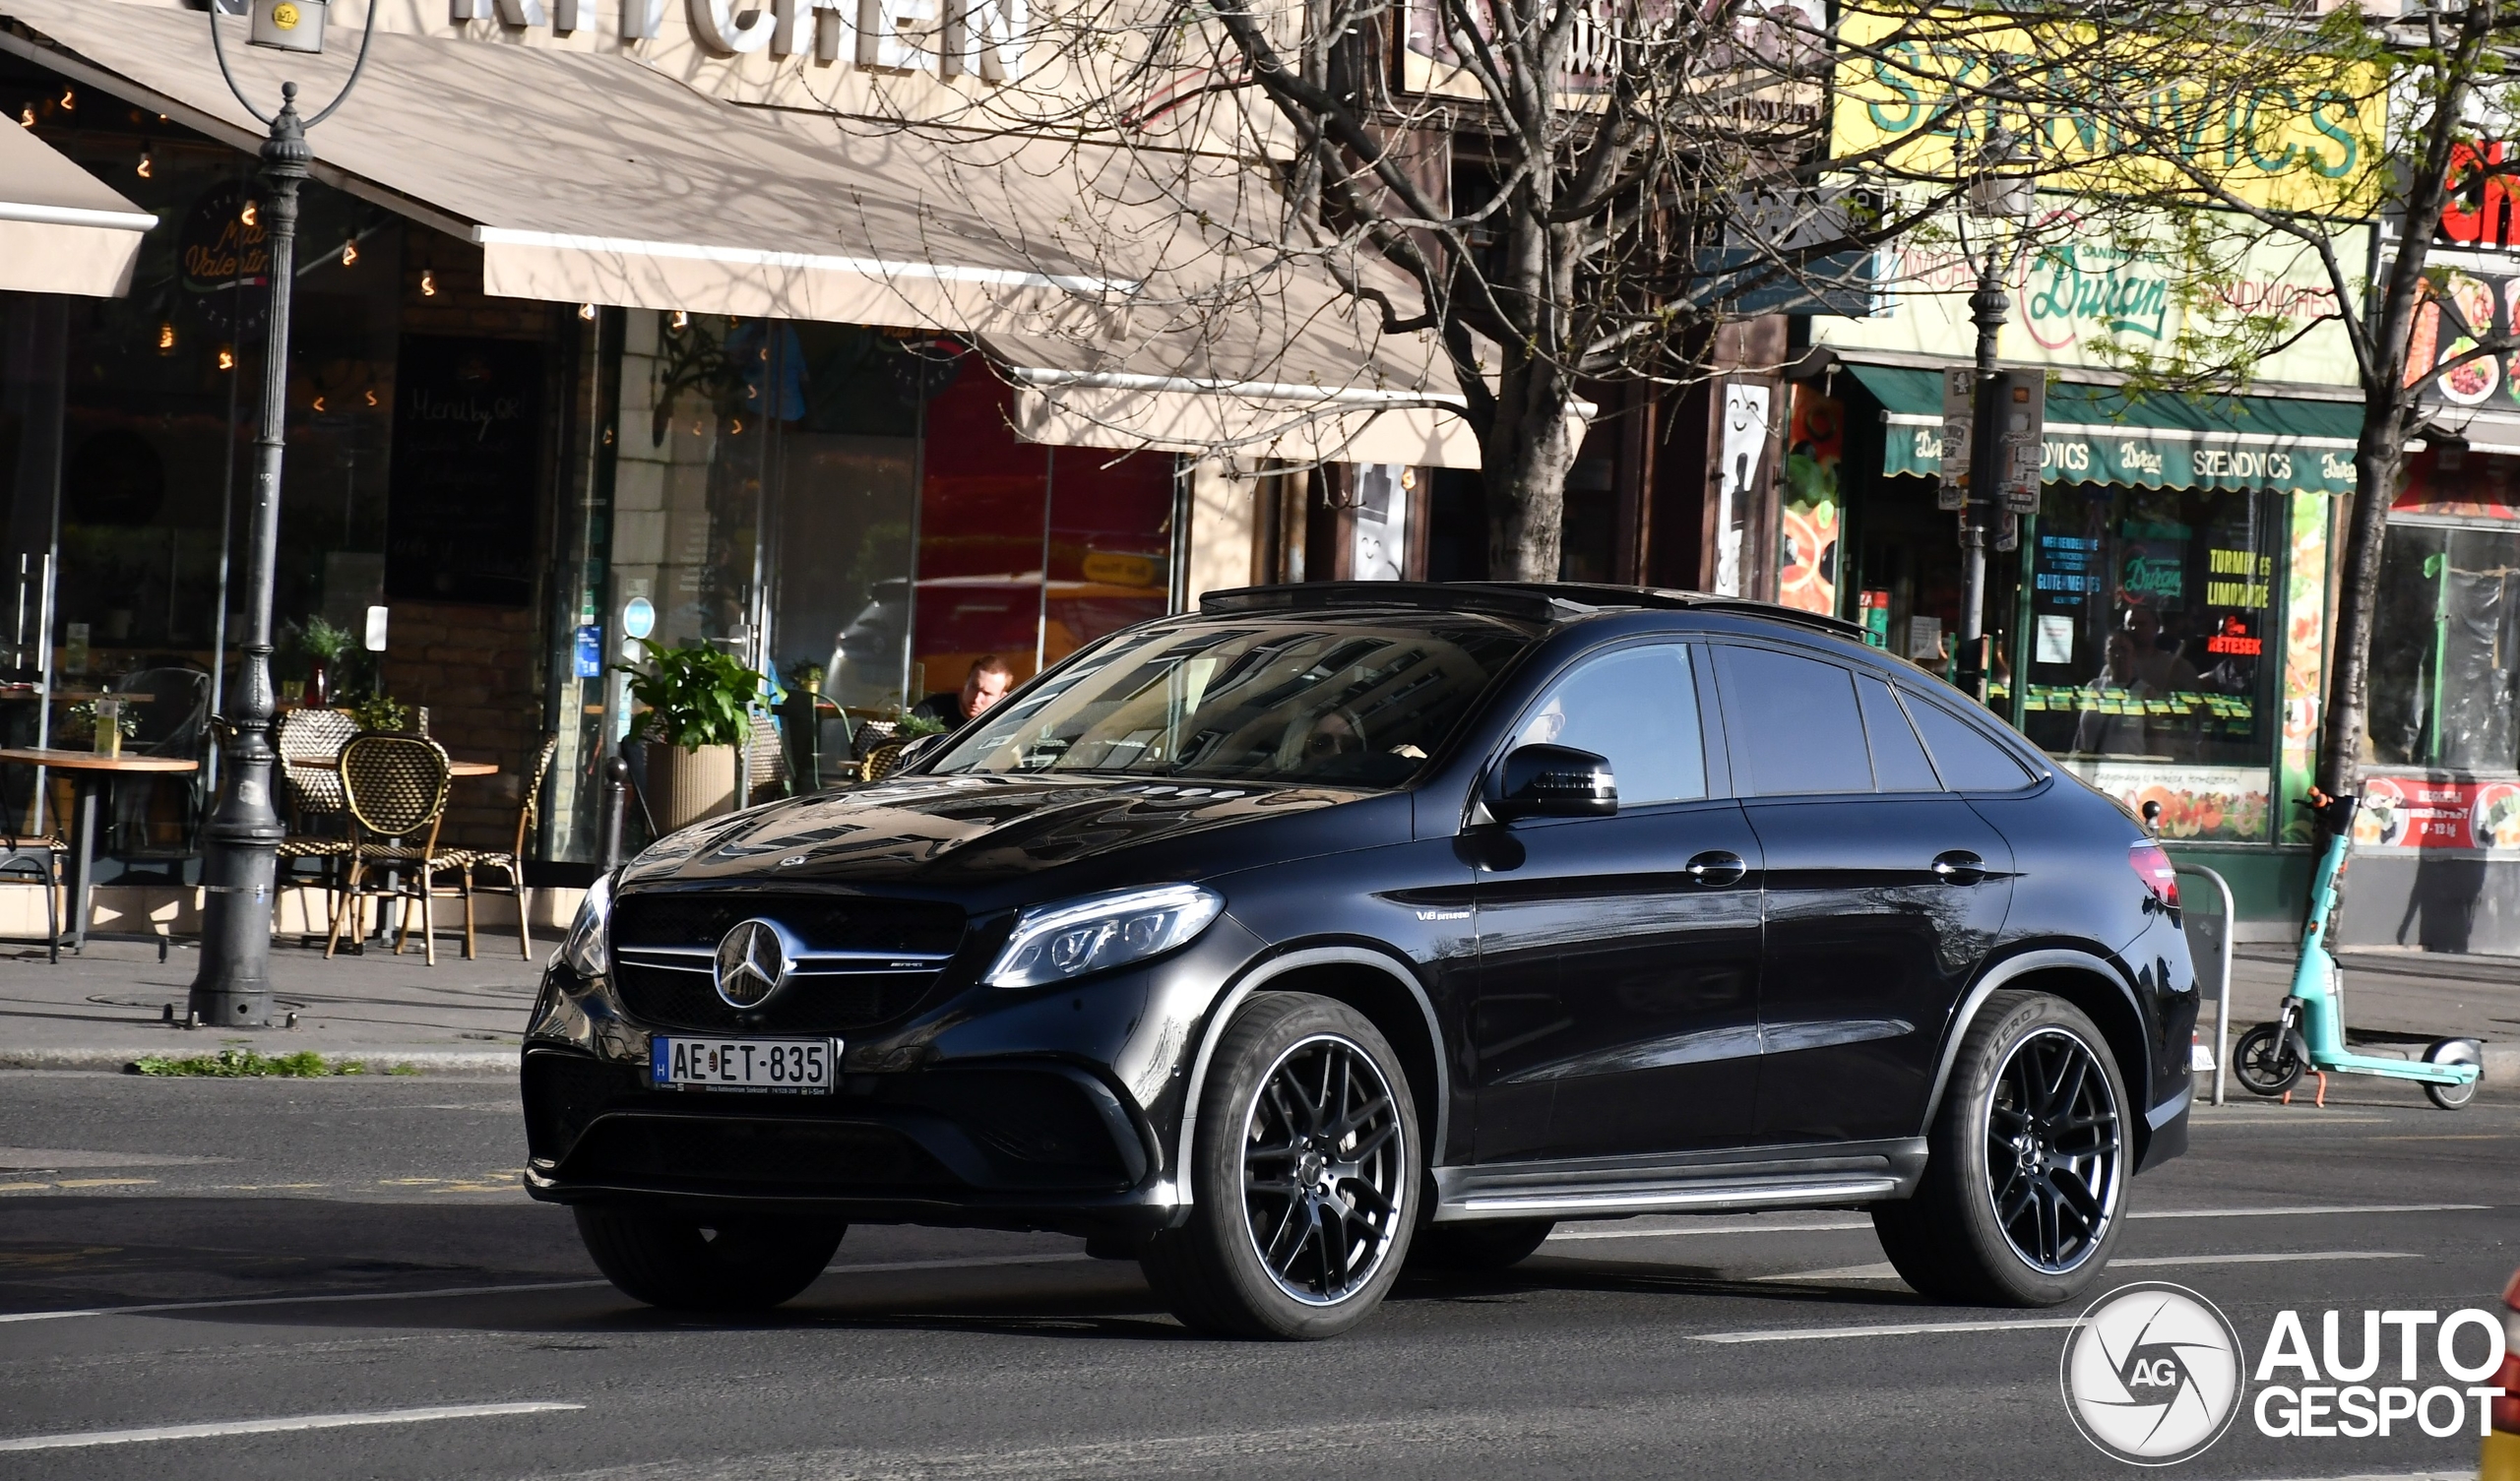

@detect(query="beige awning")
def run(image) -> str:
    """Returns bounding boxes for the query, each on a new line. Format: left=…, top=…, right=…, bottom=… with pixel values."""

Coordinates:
left=0, top=118, right=155, bottom=297
left=0, top=0, right=1480, bottom=464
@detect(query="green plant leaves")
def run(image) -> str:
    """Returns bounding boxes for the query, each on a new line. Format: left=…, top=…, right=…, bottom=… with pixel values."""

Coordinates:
left=615, top=643, right=764, bottom=750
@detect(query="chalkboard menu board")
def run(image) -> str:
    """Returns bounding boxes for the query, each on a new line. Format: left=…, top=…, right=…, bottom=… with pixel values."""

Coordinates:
left=386, top=336, right=541, bottom=606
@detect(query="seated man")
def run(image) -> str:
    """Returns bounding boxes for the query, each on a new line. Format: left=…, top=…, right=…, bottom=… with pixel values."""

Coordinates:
left=911, top=654, right=1014, bottom=729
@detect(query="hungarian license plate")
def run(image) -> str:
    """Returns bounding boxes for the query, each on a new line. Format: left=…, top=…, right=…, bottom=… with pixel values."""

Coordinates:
left=650, top=1036, right=838, bottom=1093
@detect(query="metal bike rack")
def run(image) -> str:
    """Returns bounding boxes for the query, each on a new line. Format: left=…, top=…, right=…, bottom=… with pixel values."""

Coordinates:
left=2174, top=863, right=2237, bottom=1106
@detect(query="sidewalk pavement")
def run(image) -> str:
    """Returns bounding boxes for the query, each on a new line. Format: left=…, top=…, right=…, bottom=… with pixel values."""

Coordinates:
left=0, top=929, right=2511, bottom=1079
left=0, top=936, right=541, bottom=1072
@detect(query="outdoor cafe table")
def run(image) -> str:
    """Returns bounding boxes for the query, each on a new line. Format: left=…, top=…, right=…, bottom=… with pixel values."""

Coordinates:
left=0, top=748, right=197, bottom=954
left=295, top=754, right=500, bottom=778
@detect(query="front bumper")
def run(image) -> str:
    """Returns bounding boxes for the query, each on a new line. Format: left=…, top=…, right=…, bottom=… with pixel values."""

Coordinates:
left=521, top=1046, right=1176, bottom=1234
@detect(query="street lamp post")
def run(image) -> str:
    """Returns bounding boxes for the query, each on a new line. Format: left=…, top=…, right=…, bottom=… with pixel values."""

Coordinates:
left=188, top=0, right=376, bottom=1028
left=1954, top=125, right=2037, bottom=702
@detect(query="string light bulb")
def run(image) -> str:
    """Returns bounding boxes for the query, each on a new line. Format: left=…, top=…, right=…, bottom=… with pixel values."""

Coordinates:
left=157, top=323, right=176, bottom=352
left=136, top=150, right=153, bottom=179
left=20, top=105, right=34, bottom=128
left=578, top=302, right=597, bottom=320
left=669, top=310, right=689, bottom=332
left=218, top=347, right=236, bottom=371
left=240, top=201, right=258, bottom=227
left=364, top=389, right=378, bottom=407
left=729, top=417, right=744, bottom=434
left=57, top=87, right=72, bottom=111
left=341, top=239, right=358, bottom=267
left=311, top=395, right=327, bottom=412
left=420, top=269, right=437, bottom=296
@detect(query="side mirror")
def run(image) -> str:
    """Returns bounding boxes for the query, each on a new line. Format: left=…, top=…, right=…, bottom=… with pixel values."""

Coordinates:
left=1492, top=744, right=1617, bottom=822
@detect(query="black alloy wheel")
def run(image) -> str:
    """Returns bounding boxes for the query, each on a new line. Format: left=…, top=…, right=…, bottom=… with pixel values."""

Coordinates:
left=2231, top=1021, right=2307, bottom=1097
left=1237, top=1034, right=1410, bottom=1304
left=1983, top=1026, right=2124, bottom=1275
left=1140, top=992, right=1421, bottom=1338
left=1873, top=990, right=2131, bottom=1306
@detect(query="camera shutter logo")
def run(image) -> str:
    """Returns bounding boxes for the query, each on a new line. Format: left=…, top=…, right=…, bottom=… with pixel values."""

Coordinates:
left=2059, top=1282, right=2245, bottom=1465
left=713, top=919, right=789, bottom=1010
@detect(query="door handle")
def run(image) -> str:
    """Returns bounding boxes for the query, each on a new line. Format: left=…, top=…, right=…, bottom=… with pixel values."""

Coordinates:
left=1932, top=850, right=1988, bottom=885
left=1685, top=850, right=1747, bottom=888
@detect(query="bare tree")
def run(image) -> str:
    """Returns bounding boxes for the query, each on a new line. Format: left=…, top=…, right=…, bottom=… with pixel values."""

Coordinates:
left=804, top=0, right=1966, bottom=580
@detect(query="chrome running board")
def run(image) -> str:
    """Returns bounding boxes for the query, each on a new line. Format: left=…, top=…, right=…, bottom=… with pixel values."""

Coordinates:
left=1429, top=1140, right=1923, bottom=1223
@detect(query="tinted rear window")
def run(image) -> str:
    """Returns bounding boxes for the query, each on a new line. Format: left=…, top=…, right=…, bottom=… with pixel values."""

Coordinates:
left=1904, top=694, right=2037, bottom=791
left=1716, top=645, right=1872, bottom=795
left=1858, top=675, right=1943, bottom=791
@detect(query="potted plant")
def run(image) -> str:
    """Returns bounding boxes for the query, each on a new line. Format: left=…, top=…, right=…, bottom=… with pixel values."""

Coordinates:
left=619, top=642, right=762, bottom=833
left=297, top=615, right=354, bottom=708
left=348, top=693, right=414, bottom=734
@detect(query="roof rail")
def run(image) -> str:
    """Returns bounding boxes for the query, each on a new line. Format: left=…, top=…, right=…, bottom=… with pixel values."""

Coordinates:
left=1197, top=581, right=1874, bottom=643
left=1197, top=583, right=1570, bottom=622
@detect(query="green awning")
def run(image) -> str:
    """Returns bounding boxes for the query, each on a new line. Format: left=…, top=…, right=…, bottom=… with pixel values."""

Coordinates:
left=1850, top=364, right=2362, bottom=497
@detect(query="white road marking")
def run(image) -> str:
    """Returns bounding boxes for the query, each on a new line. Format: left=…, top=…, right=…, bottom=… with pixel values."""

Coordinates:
left=2110, top=1250, right=2420, bottom=1267
left=0, top=1401, right=583, bottom=1452
left=1750, top=1250, right=2419, bottom=1284
left=0, top=1252, right=1099, bottom=1325
left=1546, top=1202, right=2488, bottom=1247
left=1695, top=1317, right=2082, bottom=1343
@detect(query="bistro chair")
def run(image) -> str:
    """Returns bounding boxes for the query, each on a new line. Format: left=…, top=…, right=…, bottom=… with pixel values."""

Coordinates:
left=106, top=666, right=211, bottom=855
left=275, top=708, right=359, bottom=933
left=742, top=710, right=788, bottom=808
left=0, top=821, right=66, bottom=964
left=324, top=733, right=470, bottom=967
left=861, top=740, right=909, bottom=781
left=463, top=732, right=558, bottom=960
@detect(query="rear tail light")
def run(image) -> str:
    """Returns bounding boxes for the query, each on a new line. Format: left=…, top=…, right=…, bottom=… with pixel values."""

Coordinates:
left=2130, top=841, right=2180, bottom=910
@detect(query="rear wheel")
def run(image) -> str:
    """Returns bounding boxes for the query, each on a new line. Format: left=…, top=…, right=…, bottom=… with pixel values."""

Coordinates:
left=1408, top=1218, right=1555, bottom=1273
left=1873, top=990, right=2127, bottom=1307
left=575, top=1205, right=845, bottom=1311
left=2423, top=1038, right=2483, bottom=1110
left=2232, top=1021, right=2307, bottom=1097
left=1140, top=992, right=1419, bottom=1339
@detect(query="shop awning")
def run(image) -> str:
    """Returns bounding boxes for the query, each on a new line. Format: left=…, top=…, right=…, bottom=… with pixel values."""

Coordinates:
left=0, top=0, right=1479, bottom=466
left=1848, top=363, right=2363, bottom=497
left=0, top=117, right=155, bottom=297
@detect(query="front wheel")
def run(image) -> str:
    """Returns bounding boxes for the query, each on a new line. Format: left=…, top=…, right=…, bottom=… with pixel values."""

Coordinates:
left=1873, top=990, right=2128, bottom=1307
left=2423, top=1038, right=2483, bottom=1110
left=1140, top=992, right=1419, bottom=1339
left=2232, top=1021, right=2307, bottom=1097
left=575, top=1205, right=844, bottom=1311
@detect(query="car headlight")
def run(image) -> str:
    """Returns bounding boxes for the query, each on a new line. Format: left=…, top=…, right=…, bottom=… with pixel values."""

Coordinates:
left=557, top=871, right=613, bottom=979
left=983, top=884, right=1224, bottom=989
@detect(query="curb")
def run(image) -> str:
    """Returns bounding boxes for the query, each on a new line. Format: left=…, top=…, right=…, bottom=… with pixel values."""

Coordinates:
left=0, top=1048, right=518, bottom=1074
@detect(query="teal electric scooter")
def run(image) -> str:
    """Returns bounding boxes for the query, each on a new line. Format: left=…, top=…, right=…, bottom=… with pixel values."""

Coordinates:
left=2231, top=790, right=2485, bottom=1110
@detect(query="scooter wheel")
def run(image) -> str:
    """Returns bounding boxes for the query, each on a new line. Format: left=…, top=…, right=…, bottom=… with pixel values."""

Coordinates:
left=2422, top=1038, right=2483, bottom=1110
left=2232, top=1022, right=2306, bottom=1097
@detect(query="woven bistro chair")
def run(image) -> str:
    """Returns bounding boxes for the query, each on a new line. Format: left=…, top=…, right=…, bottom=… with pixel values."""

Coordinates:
left=462, top=733, right=558, bottom=960
left=324, top=733, right=471, bottom=967
left=0, top=824, right=67, bottom=964
left=275, top=708, right=360, bottom=934
left=742, top=710, right=788, bottom=807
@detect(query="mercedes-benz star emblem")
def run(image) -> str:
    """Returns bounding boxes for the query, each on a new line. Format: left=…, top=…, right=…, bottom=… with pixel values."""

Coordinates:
left=713, top=919, right=790, bottom=1010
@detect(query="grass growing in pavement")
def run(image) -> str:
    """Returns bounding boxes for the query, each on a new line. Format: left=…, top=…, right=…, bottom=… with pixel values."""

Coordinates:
left=125, top=1048, right=417, bottom=1078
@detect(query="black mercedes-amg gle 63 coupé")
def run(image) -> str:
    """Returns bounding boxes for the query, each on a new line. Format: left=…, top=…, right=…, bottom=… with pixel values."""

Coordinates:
left=522, top=582, right=2195, bottom=1338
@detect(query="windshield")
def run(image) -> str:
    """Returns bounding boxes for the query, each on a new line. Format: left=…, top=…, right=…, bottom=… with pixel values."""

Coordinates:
left=926, top=614, right=1536, bottom=787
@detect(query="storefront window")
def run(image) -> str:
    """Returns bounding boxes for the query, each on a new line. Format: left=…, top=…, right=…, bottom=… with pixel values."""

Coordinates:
left=2020, top=484, right=2285, bottom=841
left=2368, top=523, right=2520, bottom=773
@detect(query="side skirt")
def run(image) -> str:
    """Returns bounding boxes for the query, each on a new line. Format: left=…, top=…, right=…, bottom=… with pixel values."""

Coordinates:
left=1430, top=1139, right=1926, bottom=1223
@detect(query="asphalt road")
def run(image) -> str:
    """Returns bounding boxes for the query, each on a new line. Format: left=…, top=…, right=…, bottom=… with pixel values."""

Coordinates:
left=0, top=1070, right=2509, bottom=1481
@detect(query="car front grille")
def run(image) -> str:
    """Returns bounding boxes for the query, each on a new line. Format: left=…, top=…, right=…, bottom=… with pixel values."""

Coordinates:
left=608, top=892, right=966, bottom=1035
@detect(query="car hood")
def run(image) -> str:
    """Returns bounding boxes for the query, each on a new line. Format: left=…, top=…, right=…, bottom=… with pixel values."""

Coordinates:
left=619, top=772, right=1373, bottom=891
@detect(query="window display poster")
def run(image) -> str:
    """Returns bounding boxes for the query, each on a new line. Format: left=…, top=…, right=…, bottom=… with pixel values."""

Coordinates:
left=1907, top=615, right=1943, bottom=661
left=2061, top=760, right=2271, bottom=841
left=1780, top=385, right=1843, bottom=616
left=2280, top=492, right=2329, bottom=844
left=2036, top=614, right=2075, bottom=665
left=2356, top=773, right=2520, bottom=850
